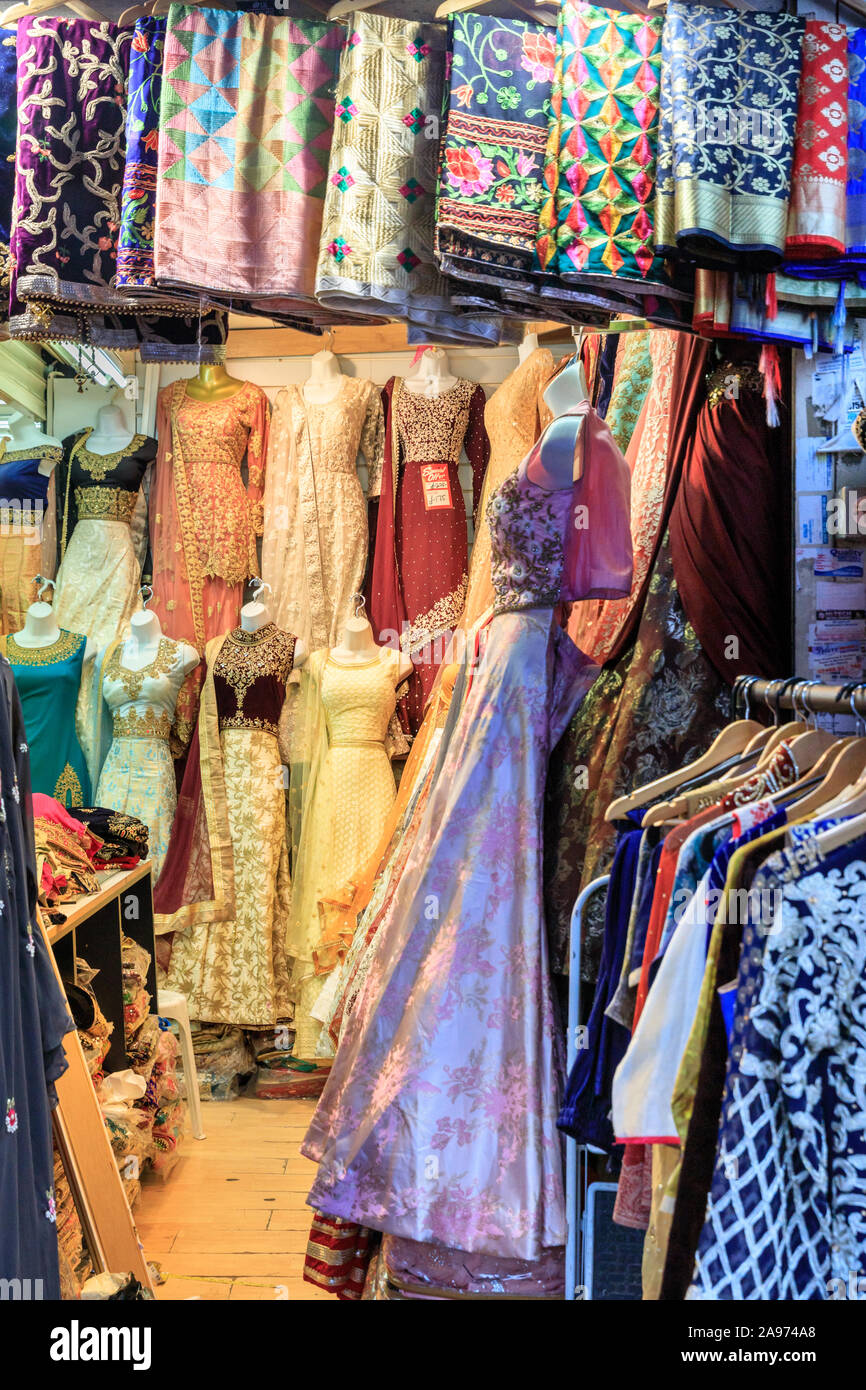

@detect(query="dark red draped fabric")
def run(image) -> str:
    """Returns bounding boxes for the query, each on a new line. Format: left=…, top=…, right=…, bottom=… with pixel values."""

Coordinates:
left=669, top=364, right=790, bottom=685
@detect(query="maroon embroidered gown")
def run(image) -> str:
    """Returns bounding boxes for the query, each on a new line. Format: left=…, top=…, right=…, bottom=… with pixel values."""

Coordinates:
left=370, top=376, right=489, bottom=735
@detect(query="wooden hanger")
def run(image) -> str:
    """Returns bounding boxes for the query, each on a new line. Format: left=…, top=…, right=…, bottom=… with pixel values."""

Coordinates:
left=433, top=0, right=559, bottom=26
left=816, top=805, right=866, bottom=855
left=777, top=738, right=866, bottom=819
left=2, top=0, right=103, bottom=22
left=605, top=718, right=763, bottom=823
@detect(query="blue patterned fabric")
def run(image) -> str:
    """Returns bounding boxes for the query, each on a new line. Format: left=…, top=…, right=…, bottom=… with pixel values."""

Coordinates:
left=689, top=829, right=866, bottom=1300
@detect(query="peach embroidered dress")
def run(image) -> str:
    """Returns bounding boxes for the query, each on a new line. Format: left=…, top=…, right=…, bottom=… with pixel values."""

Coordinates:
left=149, top=377, right=270, bottom=749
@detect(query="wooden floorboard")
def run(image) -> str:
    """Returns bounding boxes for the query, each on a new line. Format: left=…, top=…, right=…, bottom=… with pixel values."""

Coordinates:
left=136, top=1095, right=332, bottom=1301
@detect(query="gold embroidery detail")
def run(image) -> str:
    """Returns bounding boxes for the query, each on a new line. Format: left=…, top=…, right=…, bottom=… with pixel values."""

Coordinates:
left=214, top=625, right=295, bottom=729
left=706, top=362, right=764, bottom=410
left=401, top=574, right=469, bottom=656
left=396, top=379, right=475, bottom=465
left=7, top=630, right=83, bottom=665
left=54, top=762, right=83, bottom=808
left=0, top=446, right=62, bottom=465
left=74, top=429, right=148, bottom=482
left=112, top=707, right=173, bottom=741
left=74, top=485, right=138, bottom=524
left=105, top=637, right=179, bottom=700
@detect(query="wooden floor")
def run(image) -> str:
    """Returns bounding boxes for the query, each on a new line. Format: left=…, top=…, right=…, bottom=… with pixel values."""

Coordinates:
left=135, top=1096, right=332, bottom=1301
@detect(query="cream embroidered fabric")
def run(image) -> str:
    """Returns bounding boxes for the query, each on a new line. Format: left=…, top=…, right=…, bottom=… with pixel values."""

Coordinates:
left=262, top=378, right=384, bottom=654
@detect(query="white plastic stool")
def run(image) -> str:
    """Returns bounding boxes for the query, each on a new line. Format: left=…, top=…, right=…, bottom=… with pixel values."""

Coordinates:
left=157, top=988, right=206, bottom=1140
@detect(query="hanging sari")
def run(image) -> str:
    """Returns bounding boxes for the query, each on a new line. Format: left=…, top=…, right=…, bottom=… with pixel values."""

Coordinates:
left=155, top=5, right=342, bottom=314
left=117, top=17, right=167, bottom=292
left=0, top=28, right=15, bottom=327
left=654, top=4, right=804, bottom=270
left=784, top=20, right=848, bottom=261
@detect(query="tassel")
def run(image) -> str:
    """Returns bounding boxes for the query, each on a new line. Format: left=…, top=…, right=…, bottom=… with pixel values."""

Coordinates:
left=764, top=272, right=777, bottom=321
left=759, top=344, right=781, bottom=428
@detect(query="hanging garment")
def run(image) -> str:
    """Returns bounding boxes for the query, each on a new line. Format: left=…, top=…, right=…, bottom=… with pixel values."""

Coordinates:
left=302, top=401, right=632, bottom=1262
left=0, top=447, right=60, bottom=635
left=435, top=13, right=553, bottom=297
left=3, top=630, right=91, bottom=807
left=155, top=6, right=342, bottom=319
left=289, top=646, right=403, bottom=1055
left=540, top=1, right=672, bottom=297
left=261, top=380, right=384, bottom=655
left=164, top=624, right=295, bottom=1027
left=117, top=16, right=168, bottom=293
left=54, top=431, right=156, bottom=649
left=88, top=637, right=193, bottom=882
left=0, top=663, right=74, bottom=1300
left=654, top=4, right=804, bottom=270
left=0, top=27, right=15, bottom=311
left=149, top=378, right=269, bottom=753
left=370, top=376, right=489, bottom=734
left=603, top=330, right=654, bottom=454
left=784, top=20, right=848, bottom=260
left=460, top=346, right=555, bottom=631
left=315, top=15, right=461, bottom=338
left=689, top=835, right=866, bottom=1300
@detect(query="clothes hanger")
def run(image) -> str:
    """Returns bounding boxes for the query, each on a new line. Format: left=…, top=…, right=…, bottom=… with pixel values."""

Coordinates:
left=605, top=718, right=764, bottom=823
left=433, top=0, right=558, bottom=24
left=2, top=0, right=103, bottom=22
left=752, top=677, right=807, bottom=766
left=117, top=1, right=155, bottom=26
left=802, top=686, right=866, bottom=821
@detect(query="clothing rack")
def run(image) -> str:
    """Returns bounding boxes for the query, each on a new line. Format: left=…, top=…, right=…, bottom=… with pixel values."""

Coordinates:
left=731, top=674, right=866, bottom=721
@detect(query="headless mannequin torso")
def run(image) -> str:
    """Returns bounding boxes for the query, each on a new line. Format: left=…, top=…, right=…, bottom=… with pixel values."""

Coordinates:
left=0, top=408, right=63, bottom=476
left=304, top=349, right=345, bottom=408
left=86, top=402, right=135, bottom=457
left=122, top=607, right=198, bottom=676
left=15, top=587, right=97, bottom=662
left=184, top=361, right=246, bottom=404
left=240, top=589, right=308, bottom=668
left=403, top=347, right=459, bottom=399
left=532, top=355, right=590, bottom=491
left=330, top=612, right=413, bottom=682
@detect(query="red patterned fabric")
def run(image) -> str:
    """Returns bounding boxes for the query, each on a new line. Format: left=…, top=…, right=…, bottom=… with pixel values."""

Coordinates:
left=303, top=1211, right=373, bottom=1300
left=785, top=20, right=848, bottom=259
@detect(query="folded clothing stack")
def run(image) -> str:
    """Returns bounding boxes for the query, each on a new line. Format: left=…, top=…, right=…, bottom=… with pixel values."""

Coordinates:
left=68, top=806, right=149, bottom=868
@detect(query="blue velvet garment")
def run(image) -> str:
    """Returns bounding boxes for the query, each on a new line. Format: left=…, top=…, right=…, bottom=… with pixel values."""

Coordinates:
left=0, top=660, right=74, bottom=1298
left=557, top=827, right=641, bottom=1149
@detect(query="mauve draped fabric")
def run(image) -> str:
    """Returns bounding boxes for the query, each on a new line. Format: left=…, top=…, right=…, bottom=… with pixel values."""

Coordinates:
left=669, top=376, right=790, bottom=686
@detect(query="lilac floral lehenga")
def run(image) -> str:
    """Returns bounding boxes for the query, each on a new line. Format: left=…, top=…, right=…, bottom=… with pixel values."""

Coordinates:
left=302, top=401, right=632, bottom=1263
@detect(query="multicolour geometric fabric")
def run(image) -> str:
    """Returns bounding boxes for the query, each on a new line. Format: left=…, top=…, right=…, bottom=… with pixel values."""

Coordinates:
left=118, top=17, right=167, bottom=289
left=436, top=15, right=553, bottom=263
left=536, top=1, right=667, bottom=289
left=155, top=4, right=341, bottom=305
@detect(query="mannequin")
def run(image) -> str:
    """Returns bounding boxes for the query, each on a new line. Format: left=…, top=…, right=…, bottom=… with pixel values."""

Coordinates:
left=183, top=359, right=247, bottom=404
left=240, top=579, right=309, bottom=666
left=403, top=346, right=459, bottom=398
left=304, top=345, right=345, bottom=407
left=122, top=590, right=198, bottom=676
left=85, top=400, right=135, bottom=456
left=518, top=331, right=540, bottom=366
left=0, top=408, right=62, bottom=475
left=331, top=596, right=413, bottom=680
left=15, top=580, right=95, bottom=660
left=534, top=342, right=590, bottom=490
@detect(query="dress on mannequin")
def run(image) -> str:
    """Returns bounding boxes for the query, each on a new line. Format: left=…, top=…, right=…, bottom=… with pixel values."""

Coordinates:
left=161, top=621, right=296, bottom=1027
left=149, top=371, right=270, bottom=752
left=3, top=607, right=92, bottom=807
left=302, top=398, right=633, bottom=1262
left=460, top=345, right=556, bottom=629
left=88, top=608, right=199, bottom=880
left=0, top=414, right=62, bottom=634
left=289, top=630, right=406, bottom=1057
left=262, top=356, right=384, bottom=654
left=54, top=408, right=156, bottom=648
left=370, top=364, right=489, bottom=735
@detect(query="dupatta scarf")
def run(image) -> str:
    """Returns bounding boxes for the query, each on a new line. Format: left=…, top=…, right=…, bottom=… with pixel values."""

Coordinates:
left=153, top=634, right=234, bottom=935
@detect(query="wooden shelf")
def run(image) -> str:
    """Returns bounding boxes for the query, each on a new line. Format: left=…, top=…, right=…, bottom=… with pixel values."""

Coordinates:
left=47, top=860, right=153, bottom=944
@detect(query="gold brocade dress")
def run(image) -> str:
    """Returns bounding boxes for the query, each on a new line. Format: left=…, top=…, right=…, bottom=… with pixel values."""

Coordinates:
left=150, top=378, right=270, bottom=751
left=95, top=637, right=191, bottom=881
left=166, top=624, right=295, bottom=1028
left=290, top=646, right=402, bottom=1056
left=262, top=379, right=384, bottom=654
left=460, top=347, right=555, bottom=630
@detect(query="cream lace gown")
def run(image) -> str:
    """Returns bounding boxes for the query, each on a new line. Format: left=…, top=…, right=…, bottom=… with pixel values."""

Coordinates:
left=290, top=646, right=402, bottom=1056
left=95, top=637, right=190, bottom=881
left=262, top=379, right=384, bottom=655
left=461, top=347, right=555, bottom=630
